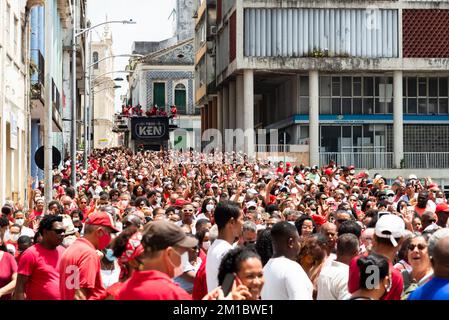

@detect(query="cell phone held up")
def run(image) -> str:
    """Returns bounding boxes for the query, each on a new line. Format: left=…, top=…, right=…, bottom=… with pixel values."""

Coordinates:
left=221, top=273, right=236, bottom=297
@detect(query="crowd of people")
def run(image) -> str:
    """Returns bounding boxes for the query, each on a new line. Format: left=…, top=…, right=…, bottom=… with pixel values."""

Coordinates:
left=1, top=146, right=449, bottom=300
left=120, top=104, right=177, bottom=118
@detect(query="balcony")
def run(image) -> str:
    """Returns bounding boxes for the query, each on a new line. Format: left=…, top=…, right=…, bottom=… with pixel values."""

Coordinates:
left=320, top=152, right=449, bottom=169
left=30, top=50, right=45, bottom=103
left=403, top=152, right=449, bottom=168
left=320, top=152, right=394, bottom=169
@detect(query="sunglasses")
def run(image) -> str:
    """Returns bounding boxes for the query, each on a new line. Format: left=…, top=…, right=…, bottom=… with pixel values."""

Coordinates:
left=409, top=243, right=427, bottom=251
left=80, top=202, right=87, bottom=204
left=183, top=209, right=194, bottom=213
left=51, top=228, right=65, bottom=235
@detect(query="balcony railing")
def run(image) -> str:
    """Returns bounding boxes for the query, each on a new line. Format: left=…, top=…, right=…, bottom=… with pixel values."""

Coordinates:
left=256, top=145, right=291, bottom=153
left=320, top=152, right=449, bottom=169
left=404, top=152, right=449, bottom=168
left=320, top=152, right=394, bottom=169
left=30, top=50, right=45, bottom=101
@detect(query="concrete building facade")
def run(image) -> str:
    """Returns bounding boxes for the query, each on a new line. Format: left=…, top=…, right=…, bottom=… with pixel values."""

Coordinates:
left=91, top=26, right=119, bottom=149
left=206, top=0, right=449, bottom=185
left=1, top=0, right=30, bottom=204
left=126, top=0, right=201, bottom=150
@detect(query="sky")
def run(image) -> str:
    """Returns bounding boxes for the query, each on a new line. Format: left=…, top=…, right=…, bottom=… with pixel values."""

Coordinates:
left=86, top=0, right=176, bottom=110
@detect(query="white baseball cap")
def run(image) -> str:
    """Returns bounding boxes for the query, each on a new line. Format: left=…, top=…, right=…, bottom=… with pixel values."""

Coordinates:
left=247, top=188, right=258, bottom=195
left=246, top=201, right=257, bottom=209
left=375, top=214, right=405, bottom=247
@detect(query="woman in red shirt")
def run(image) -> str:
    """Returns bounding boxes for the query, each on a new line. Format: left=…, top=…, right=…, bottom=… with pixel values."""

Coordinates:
left=0, top=236, right=18, bottom=300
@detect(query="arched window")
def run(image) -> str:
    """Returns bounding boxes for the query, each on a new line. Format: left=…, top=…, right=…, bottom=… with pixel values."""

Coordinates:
left=174, top=83, right=187, bottom=114
left=93, top=51, right=99, bottom=69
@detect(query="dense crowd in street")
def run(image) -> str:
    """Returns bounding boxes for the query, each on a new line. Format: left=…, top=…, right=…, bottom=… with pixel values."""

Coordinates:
left=1, top=146, right=449, bottom=300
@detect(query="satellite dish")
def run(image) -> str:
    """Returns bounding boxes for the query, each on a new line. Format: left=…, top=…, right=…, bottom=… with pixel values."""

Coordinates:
left=34, top=146, right=62, bottom=170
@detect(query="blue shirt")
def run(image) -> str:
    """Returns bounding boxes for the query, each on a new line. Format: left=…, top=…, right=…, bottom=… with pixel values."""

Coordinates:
left=408, top=277, right=449, bottom=300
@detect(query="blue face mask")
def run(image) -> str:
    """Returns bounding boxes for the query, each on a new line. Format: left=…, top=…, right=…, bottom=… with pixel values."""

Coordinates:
left=105, top=248, right=117, bottom=262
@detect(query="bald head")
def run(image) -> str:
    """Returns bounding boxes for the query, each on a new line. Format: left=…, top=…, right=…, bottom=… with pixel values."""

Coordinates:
left=432, top=236, right=449, bottom=278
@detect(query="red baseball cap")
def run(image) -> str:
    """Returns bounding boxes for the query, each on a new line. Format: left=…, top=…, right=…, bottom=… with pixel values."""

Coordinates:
left=436, top=203, right=449, bottom=213
left=429, top=183, right=439, bottom=190
left=174, top=199, right=191, bottom=208
left=324, top=168, right=333, bottom=176
left=85, top=211, right=119, bottom=233
left=286, top=162, right=291, bottom=167
left=311, top=214, right=327, bottom=226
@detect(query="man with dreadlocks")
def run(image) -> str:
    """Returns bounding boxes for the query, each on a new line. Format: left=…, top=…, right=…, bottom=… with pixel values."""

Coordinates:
left=13, top=215, right=66, bottom=300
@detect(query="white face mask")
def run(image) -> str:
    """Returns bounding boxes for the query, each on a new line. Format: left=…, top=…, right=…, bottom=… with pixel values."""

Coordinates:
left=156, top=197, right=162, bottom=205
left=435, top=198, right=445, bottom=204
left=15, top=219, right=25, bottom=226
left=62, top=237, right=76, bottom=248
left=170, top=250, right=186, bottom=278
left=202, top=241, right=211, bottom=251
left=10, top=234, right=20, bottom=242
left=206, top=204, right=215, bottom=212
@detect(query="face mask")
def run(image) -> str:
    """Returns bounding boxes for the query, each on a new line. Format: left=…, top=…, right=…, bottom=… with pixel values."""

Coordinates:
left=206, top=204, right=215, bottom=212
left=202, top=241, right=211, bottom=251
left=98, top=230, right=112, bottom=250
left=105, top=248, right=117, bottom=262
left=72, top=218, right=80, bottom=223
left=62, top=237, right=75, bottom=248
left=15, top=219, right=25, bottom=226
left=169, top=249, right=186, bottom=278
left=10, top=234, right=20, bottom=242
left=335, top=175, right=340, bottom=180
left=121, top=200, right=129, bottom=207
left=436, top=198, right=445, bottom=204
left=156, top=197, right=162, bottom=205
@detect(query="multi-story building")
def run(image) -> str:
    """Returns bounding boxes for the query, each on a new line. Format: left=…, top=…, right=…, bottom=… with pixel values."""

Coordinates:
left=194, top=0, right=218, bottom=138
left=28, top=0, right=87, bottom=189
left=0, top=0, right=30, bottom=204
left=126, top=0, right=201, bottom=150
left=208, top=0, right=449, bottom=185
left=90, top=25, right=119, bottom=149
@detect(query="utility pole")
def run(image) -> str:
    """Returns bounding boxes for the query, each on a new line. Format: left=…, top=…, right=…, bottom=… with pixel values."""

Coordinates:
left=71, top=0, right=77, bottom=187
left=44, top=0, right=54, bottom=203
left=83, top=22, right=90, bottom=170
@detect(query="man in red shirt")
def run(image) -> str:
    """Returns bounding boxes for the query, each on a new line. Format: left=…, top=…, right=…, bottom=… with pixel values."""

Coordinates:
left=348, top=214, right=405, bottom=300
left=117, top=220, right=198, bottom=300
left=59, top=209, right=119, bottom=300
left=13, top=215, right=65, bottom=300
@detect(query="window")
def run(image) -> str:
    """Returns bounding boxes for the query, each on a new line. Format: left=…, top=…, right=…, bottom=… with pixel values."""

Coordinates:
left=5, top=4, right=11, bottom=48
left=153, top=82, right=166, bottom=107
left=14, top=16, right=18, bottom=55
left=93, top=52, right=99, bottom=69
left=319, top=76, right=393, bottom=115
left=299, top=76, right=309, bottom=114
left=174, top=83, right=187, bottom=114
left=403, top=76, right=449, bottom=114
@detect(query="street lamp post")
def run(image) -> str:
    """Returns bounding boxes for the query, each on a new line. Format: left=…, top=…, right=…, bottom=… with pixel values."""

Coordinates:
left=44, top=0, right=54, bottom=204
left=72, top=18, right=136, bottom=182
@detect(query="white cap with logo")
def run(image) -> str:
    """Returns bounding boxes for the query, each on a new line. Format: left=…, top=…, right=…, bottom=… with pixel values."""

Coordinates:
left=375, top=214, right=405, bottom=247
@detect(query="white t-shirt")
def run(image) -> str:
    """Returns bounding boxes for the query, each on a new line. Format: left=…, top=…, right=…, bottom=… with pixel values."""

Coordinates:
left=205, top=239, right=233, bottom=292
left=261, top=256, right=313, bottom=300
left=316, top=260, right=351, bottom=300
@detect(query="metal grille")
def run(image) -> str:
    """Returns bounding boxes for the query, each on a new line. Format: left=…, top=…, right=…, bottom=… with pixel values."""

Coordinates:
left=244, top=8, right=398, bottom=58
left=404, top=125, right=449, bottom=152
